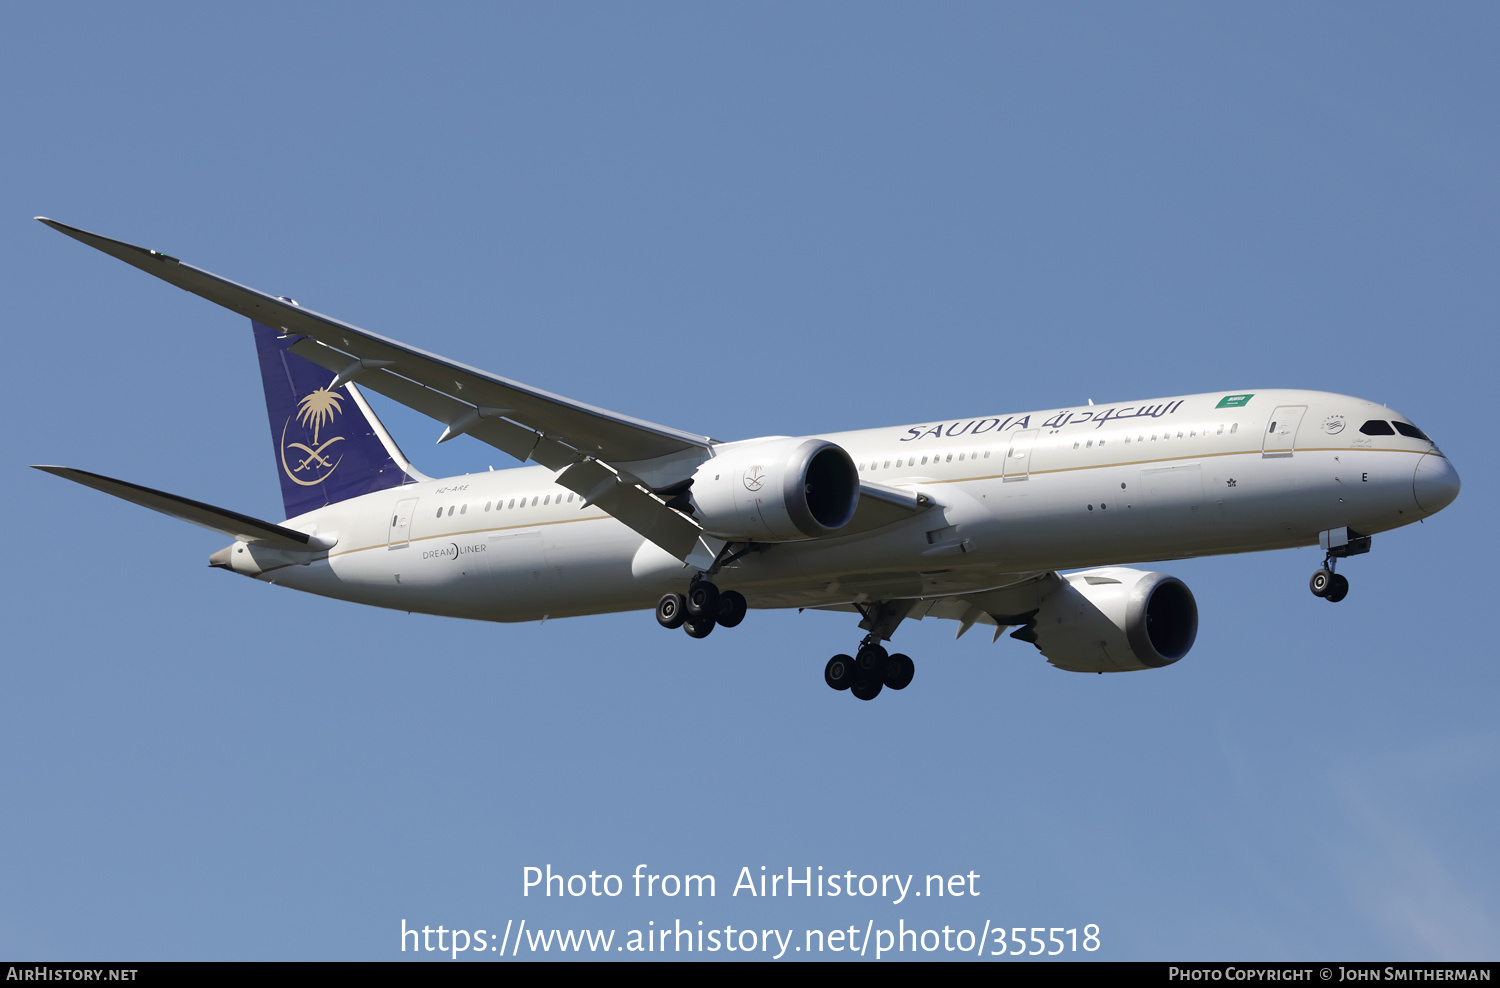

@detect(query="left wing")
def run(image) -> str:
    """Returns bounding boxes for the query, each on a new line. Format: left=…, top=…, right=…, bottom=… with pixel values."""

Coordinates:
left=812, top=572, right=1061, bottom=641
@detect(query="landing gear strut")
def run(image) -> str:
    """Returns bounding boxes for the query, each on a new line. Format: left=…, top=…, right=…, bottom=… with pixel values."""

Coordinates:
left=1308, top=527, right=1369, bottom=603
left=656, top=580, right=747, bottom=638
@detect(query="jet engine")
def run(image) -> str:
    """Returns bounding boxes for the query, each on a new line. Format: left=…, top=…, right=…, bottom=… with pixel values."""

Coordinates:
left=1020, top=567, right=1198, bottom=673
left=688, top=437, right=860, bottom=542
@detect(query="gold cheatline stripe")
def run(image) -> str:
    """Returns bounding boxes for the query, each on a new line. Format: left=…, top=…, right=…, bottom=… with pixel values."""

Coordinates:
left=257, top=444, right=1439, bottom=576
left=866, top=444, right=1435, bottom=486
left=254, top=512, right=615, bottom=577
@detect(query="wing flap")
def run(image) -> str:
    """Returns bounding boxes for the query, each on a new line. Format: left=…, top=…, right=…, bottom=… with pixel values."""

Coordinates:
left=286, top=338, right=552, bottom=463
left=33, top=466, right=320, bottom=552
left=554, top=459, right=707, bottom=560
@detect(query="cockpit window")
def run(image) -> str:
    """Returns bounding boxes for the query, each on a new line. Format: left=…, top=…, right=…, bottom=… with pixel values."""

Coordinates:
left=1392, top=421, right=1429, bottom=441
left=1359, top=420, right=1395, bottom=436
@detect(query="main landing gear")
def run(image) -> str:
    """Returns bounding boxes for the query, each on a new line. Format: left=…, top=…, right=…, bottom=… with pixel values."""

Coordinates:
left=824, top=638, right=915, bottom=701
left=824, top=599, right=917, bottom=701
left=655, top=579, right=747, bottom=639
left=1308, top=527, right=1371, bottom=604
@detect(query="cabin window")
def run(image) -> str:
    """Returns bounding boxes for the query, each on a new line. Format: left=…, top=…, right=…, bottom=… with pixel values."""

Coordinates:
left=1216, top=425, right=1224, bottom=435
left=1073, top=442, right=1080, bottom=450
left=984, top=450, right=991, bottom=458
left=435, top=507, right=442, bottom=518
left=883, top=459, right=890, bottom=468
left=957, top=453, right=964, bottom=461
left=567, top=493, right=574, bottom=502
left=1231, top=423, right=1238, bottom=434
left=447, top=506, right=455, bottom=517
left=484, top=501, right=491, bottom=511
left=518, top=498, right=525, bottom=509
left=1360, top=419, right=1396, bottom=436
left=460, top=504, right=467, bottom=515
left=531, top=497, right=539, bottom=506
left=508, top=499, right=515, bottom=509
left=1393, top=422, right=1429, bottom=440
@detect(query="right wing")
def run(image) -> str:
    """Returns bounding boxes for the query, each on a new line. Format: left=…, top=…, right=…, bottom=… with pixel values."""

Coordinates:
left=37, top=218, right=711, bottom=465
left=39, top=218, right=717, bottom=563
left=40, top=219, right=933, bottom=563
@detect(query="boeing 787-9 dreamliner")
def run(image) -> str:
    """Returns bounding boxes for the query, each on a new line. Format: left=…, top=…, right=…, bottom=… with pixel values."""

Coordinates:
left=33, top=219, right=1462, bottom=701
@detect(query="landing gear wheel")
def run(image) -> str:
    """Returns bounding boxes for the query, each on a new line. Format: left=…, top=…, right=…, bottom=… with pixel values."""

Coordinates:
left=686, top=581, right=720, bottom=619
left=716, top=590, right=747, bottom=628
left=851, top=680, right=883, bottom=701
left=1309, top=568, right=1333, bottom=598
left=1325, top=573, right=1349, bottom=603
left=824, top=654, right=854, bottom=691
left=884, top=653, right=915, bottom=690
left=854, top=644, right=888, bottom=686
left=683, top=614, right=715, bottom=638
left=655, top=593, right=687, bottom=629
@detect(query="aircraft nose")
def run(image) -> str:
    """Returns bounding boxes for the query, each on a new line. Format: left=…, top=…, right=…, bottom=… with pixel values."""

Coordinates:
left=1413, top=453, right=1461, bottom=515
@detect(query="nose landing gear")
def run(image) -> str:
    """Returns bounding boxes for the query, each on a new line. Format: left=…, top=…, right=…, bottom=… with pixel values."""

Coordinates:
left=1309, top=566, right=1349, bottom=602
left=1309, top=527, right=1370, bottom=603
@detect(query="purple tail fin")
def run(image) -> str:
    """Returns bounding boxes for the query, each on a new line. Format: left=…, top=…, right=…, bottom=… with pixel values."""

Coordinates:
left=253, top=320, right=424, bottom=519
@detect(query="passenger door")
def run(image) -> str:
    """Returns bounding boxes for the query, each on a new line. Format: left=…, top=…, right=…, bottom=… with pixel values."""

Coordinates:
left=1262, top=406, right=1307, bottom=458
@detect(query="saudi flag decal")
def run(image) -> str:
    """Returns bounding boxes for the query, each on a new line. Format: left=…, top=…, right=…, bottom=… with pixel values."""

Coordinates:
left=1216, top=393, right=1254, bottom=409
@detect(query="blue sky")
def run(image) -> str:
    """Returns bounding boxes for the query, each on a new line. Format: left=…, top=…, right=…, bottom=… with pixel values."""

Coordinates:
left=1, top=2, right=1495, bottom=961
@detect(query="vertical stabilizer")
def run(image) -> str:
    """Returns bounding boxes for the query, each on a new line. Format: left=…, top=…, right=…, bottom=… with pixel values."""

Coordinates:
left=253, top=319, right=426, bottom=518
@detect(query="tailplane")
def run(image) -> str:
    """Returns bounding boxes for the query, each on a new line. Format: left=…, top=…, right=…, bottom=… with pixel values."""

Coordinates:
left=254, top=317, right=426, bottom=518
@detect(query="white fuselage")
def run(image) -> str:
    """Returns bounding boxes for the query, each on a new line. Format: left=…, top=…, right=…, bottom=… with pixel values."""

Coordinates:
left=222, top=389, right=1454, bottom=621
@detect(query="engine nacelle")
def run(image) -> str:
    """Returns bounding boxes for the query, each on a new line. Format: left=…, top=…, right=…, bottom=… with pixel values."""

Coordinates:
left=1029, top=567, right=1198, bottom=673
left=689, top=437, right=860, bottom=542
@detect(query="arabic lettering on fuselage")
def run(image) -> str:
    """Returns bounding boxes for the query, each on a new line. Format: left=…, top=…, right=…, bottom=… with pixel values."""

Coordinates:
left=898, top=400, right=1186, bottom=442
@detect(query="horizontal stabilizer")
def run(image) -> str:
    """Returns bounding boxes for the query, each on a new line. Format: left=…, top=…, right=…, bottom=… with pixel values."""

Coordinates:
left=32, top=466, right=324, bottom=552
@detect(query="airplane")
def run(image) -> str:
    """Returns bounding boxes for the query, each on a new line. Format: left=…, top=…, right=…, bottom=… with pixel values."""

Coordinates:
left=32, top=218, right=1462, bottom=701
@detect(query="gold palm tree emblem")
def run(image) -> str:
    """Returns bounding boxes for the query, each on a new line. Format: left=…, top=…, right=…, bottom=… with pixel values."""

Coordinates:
left=296, top=388, right=343, bottom=445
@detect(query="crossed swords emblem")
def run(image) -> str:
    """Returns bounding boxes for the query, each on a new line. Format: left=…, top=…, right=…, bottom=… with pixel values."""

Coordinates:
left=280, top=387, right=347, bottom=486
left=286, top=437, right=345, bottom=472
